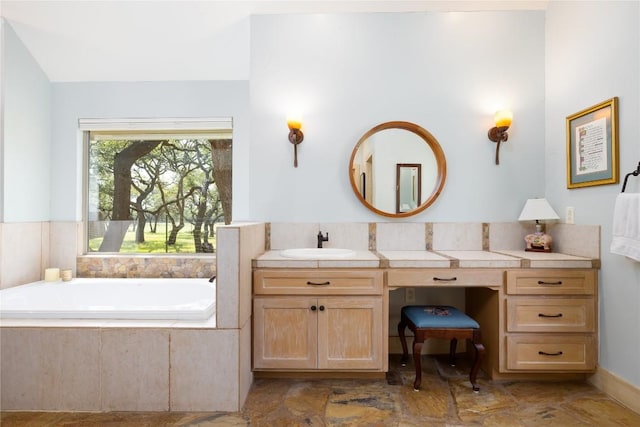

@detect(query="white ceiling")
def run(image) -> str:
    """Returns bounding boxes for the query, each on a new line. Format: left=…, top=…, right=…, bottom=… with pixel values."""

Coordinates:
left=1, top=1, right=548, bottom=82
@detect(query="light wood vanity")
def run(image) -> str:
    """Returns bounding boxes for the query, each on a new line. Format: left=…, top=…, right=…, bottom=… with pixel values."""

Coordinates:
left=252, top=250, right=598, bottom=380
left=253, top=269, right=387, bottom=372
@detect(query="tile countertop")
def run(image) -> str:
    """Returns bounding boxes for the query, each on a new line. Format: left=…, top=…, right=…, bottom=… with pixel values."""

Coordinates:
left=253, top=250, right=598, bottom=269
left=253, top=250, right=381, bottom=268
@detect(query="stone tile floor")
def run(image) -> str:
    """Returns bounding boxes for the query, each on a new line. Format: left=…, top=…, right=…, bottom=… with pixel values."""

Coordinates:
left=2, top=355, right=639, bottom=426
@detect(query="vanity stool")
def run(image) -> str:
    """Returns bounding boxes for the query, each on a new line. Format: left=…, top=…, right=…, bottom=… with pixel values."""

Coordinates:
left=398, top=305, right=485, bottom=392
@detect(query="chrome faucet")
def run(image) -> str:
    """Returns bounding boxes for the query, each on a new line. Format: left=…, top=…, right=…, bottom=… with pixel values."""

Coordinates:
left=317, top=231, right=329, bottom=248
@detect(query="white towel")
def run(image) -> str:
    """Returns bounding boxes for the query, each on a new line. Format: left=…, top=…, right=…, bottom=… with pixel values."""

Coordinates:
left=610, top=193, right=640, bottom=262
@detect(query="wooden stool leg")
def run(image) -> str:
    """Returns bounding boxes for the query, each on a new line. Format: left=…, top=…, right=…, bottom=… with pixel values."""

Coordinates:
left=412, top=333, right=424, bottom=391
left=398, top=317, right=409, bottom=366
left=469, top=330, right=485, bottom=392
left=449, top=337, right=458, bottom=366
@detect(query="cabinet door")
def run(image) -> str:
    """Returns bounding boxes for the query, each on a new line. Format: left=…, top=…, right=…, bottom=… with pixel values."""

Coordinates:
left=317, top=297, right=383, bottom=370
left=253, top=297, right=317, bottom=369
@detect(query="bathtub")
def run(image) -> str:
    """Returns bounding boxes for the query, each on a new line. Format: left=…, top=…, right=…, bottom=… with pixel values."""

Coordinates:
left=0, top=278, right=216, bottom=320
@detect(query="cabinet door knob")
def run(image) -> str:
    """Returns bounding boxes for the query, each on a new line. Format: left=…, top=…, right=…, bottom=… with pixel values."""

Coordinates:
left=310, top=305, right=317, bottom=311
left=319, top=305, right=325, bottom=311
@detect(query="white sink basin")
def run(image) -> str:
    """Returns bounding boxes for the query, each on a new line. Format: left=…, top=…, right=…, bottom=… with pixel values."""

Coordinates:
left=280, top=248, right=356, bottom=259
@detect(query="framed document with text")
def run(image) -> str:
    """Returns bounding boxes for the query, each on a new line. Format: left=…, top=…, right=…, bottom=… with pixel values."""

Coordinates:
left=566, top=97, right=619, bottom=189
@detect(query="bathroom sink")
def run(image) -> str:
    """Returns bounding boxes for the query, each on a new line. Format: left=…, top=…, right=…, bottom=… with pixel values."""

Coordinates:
left=280, top=248, right=356, bottom=259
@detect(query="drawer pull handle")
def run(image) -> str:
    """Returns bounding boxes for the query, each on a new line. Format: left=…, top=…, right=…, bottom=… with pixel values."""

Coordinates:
left=538, top=313, right=563, bottom=318
left=433, top=277, right=457, bottom=282
left=537, top=280, right=563, bottom=285
left=306, top=281, right=331, bottom=286
left=538, top=351, right=563, bottom=356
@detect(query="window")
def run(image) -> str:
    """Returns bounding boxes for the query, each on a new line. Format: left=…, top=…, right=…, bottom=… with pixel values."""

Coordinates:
left=81, top=118, right=232, bottom=254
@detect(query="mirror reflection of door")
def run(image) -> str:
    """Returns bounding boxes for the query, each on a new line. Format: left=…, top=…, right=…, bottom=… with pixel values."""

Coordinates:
left=365, top=155, right=373, bottom=205
left=396, top=164, right=421, bottom=213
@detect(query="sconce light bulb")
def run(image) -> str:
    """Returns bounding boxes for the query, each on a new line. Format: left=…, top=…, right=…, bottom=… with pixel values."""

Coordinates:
left=494, top=110, right=513, bottom=128
left=287, top=119, right=302, bottom=131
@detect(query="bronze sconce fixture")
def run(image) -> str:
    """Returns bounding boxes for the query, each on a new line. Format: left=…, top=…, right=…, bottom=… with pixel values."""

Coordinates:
left=487, top=110, right=512, bottom=165
left=287, top=119, right=304, bottom=167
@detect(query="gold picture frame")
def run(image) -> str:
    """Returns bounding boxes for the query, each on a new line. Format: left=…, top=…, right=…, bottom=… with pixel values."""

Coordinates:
left=566, top=97, right=619, bottom=189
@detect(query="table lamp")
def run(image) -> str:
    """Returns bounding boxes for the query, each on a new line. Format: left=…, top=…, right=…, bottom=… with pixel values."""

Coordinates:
left=518, top=198, right=560, bottom=252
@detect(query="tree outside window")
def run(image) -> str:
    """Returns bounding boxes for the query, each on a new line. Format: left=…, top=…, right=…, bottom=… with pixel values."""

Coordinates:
left=87, top=132, right=232, bottom=254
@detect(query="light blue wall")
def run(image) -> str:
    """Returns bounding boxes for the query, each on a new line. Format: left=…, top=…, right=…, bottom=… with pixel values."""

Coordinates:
left=249, top=11, right=546, bottom=221
left=1, top=18, right=51, bottom=222
left=50, top=81, right=250, bottom=221
left=545, top=1, right=640, bottom=388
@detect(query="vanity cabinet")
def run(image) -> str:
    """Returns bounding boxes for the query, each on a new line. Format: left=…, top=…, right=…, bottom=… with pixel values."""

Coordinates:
left=253, top=269, right=386, bottom=372
left=504, top=269, right=597, bottom=372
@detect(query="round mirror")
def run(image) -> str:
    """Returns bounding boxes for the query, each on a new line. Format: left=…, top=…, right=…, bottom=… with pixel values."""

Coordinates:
left=349, top=121, right=446, bottom=218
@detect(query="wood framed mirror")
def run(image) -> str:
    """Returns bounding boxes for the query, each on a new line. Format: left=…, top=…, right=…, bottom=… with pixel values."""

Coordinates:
left=349, top=121, right=446, bottom=218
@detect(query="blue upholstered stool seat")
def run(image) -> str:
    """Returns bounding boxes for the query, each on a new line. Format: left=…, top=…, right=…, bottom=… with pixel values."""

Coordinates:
left=401, top=305, right=480, bottom=329
left=398, top=304, right=485, bottom=392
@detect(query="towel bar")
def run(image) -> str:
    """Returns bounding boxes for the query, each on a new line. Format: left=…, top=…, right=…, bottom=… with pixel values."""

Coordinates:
left=621, top=161, right=640, bottom=193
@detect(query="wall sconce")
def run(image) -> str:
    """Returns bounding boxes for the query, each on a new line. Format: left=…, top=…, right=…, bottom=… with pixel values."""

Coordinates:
left=487, top=110, right=513, bottom=165
left=518, top=198, right=560, bottom=252
left=287, top=119, right=304, bottom=167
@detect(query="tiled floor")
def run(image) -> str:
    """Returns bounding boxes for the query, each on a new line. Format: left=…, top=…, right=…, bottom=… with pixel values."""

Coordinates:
left=2, top=355, right=639, bottom=426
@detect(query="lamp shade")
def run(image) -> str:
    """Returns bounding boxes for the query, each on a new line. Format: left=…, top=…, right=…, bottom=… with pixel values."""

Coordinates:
left=518, top=198, right=560, bottom=222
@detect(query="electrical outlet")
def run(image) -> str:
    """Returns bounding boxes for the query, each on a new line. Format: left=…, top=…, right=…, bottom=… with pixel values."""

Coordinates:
left=405, top=288, right=415, bottom=303
left=566, top=207, right=575, bottom=224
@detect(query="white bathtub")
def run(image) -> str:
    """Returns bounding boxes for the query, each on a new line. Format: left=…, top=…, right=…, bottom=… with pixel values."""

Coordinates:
left=0, top=278, right=216, bottom=320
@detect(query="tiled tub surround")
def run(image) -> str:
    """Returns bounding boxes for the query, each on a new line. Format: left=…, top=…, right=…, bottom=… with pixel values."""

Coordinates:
left=0, top=323, right=237, bottom=411
left=0, top=222, right=266, bottom=412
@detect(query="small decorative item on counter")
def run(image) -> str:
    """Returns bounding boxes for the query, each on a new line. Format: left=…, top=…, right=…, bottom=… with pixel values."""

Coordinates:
left=44, top=268, right=60, bottom=282
left=61, top=269, right=73, bottom=281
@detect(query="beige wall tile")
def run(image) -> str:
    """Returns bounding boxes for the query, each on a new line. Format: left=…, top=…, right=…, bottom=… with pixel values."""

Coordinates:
left=238, top=223, right=265, bottom=328
left=320, top=222, right=369, bottom=250
left=216, top=226, right=239, bottom=329
left=432, top=222, right=483, bottom=250
left=0, top=328, right=101, bottom=410
left=0, top=222, right=44, bottom=289
left=239, top=318, right=253, bottom=409
left=270, top=223, right=319, bottom=249
left=170, top=329, right=240, bottom=412
left=41, top=222, right=50, bottom=279
left=551, top=224, right=600, bottom=258
left=376, top=223, right=426, bottom=251
left=101, top=329, right=170, bottom=411
left=49, top=221, right=82, bottom=275
left=489, top=222, right=532, bottom=251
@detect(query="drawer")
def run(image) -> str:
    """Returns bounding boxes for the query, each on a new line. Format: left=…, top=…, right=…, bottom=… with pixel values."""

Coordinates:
left=387, top=269, right=503, bottom=288
left=254, top=269, right=383, bottom=295
left=506, top=335, right=596, bottom=371
left=507, top=297, right=595, bottom=332
left=506, top=270, right=596, bottom=295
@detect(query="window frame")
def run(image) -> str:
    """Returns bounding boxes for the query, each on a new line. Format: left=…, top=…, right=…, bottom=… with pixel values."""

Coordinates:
left=80, top=117, right=232, bottom=255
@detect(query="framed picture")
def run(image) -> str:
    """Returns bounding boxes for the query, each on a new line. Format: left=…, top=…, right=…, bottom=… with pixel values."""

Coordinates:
left=566, top=97, right=619, bottom=188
